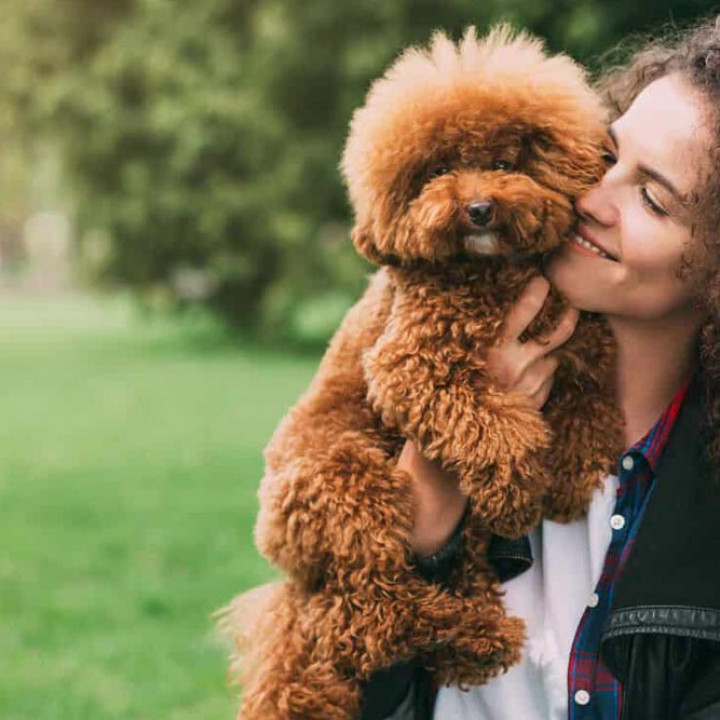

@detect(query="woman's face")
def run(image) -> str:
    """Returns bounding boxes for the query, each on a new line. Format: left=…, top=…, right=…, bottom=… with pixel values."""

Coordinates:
left=547, top=74, right=709, bottom=321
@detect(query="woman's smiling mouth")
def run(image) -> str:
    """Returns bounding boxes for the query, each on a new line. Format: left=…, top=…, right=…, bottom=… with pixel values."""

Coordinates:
left=570, top=226, right=618, bottom=261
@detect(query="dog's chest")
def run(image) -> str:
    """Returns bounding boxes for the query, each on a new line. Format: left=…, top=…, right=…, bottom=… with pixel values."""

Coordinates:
left=386, top=264, right=561, bottom=348
left=361, top=263, right=570, bottom=430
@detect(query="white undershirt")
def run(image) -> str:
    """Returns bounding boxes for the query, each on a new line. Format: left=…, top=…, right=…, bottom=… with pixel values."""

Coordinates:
left=434, top=474, right=619, bottom=720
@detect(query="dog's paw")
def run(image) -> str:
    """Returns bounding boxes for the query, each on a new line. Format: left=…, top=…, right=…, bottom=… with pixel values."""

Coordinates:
left=462, top=459, right=548, bottom=538
left=431, top=613, right=526, bottom=688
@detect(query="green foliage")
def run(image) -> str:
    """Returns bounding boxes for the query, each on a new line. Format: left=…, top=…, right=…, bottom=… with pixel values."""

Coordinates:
left=0, top=0, right=716, bottom=339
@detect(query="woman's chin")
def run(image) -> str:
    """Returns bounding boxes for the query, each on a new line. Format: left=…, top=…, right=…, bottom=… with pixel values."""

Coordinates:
left=545, top=250, right=608, bottom=312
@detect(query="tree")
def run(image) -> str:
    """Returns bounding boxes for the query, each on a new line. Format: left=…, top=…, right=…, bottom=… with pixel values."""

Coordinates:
left=1, top=0, right=715, bottom=340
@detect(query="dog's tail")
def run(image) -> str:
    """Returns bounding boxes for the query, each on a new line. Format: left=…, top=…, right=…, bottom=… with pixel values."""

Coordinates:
left=215, top=581, right=284, bottom=706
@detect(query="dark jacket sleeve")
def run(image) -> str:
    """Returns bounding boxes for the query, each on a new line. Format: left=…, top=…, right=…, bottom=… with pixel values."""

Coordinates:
left=359, top=662, right=433, bottom=720
left=680, top=641, right=720, bottom=720
left=606, top=635, right=720, bottom=720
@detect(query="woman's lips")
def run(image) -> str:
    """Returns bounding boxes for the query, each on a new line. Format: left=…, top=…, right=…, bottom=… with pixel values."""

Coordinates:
left=570, top=226, right=618, bottom=261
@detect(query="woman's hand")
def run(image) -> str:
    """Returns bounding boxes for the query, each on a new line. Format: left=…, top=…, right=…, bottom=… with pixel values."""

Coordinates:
left=402, top=440, right=468, bottom=557
left=403, top=275, right=579, bottom=556
left=487, top=275, right=579, bottom=409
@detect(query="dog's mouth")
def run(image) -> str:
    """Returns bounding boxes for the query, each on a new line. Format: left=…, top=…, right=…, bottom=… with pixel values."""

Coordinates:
left=463, top=232, right=500, bottom=256
left=461, top=230, right=552, bottom=262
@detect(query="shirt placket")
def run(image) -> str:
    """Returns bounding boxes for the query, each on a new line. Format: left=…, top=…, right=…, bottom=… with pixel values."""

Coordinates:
left=568, top=450, right=650, bottom=719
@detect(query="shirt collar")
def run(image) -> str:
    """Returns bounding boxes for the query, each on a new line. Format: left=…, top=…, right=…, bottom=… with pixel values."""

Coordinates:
left=627, top=370, right=695, bottom=473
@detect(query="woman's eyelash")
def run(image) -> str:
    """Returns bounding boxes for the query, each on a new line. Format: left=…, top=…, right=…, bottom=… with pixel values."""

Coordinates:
left=640, top=187, right=668, bottom=217
left=600, top=146, right=668, bottom=218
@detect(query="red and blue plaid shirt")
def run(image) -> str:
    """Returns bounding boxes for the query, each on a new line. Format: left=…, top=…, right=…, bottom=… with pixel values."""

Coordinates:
left=566, top=374, right=694, bottom=718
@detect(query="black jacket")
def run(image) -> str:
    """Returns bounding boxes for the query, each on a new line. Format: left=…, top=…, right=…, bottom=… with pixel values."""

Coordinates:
left=361, top=374, right=720, bottom=720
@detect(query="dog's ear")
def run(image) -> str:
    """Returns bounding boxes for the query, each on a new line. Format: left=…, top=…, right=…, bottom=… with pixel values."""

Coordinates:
left=352, top=221, right=386, bottom=266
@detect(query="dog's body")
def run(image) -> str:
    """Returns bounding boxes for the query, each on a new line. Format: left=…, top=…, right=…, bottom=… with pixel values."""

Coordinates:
left=224, top=27, right=623, bottom=720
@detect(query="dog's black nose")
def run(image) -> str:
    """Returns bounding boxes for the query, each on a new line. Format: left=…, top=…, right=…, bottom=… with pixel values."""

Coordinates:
left=467, top=201, right=493, bottom=227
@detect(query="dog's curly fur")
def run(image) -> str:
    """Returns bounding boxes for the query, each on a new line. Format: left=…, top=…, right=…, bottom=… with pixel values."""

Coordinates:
left=222, top=26, right=624, bottom=720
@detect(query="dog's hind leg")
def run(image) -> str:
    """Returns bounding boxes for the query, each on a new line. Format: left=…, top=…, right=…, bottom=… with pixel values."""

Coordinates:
left=255, top=270, right=413, bottom=585
left=237, top=582, right=363, bottom=720
left=422, top=516, right=526, bottom=687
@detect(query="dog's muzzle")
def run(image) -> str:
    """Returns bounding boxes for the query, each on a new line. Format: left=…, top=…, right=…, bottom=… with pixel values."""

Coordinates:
left=463, top=232, right=500, bottom=255
left=463, top=200, right=500, bottom=255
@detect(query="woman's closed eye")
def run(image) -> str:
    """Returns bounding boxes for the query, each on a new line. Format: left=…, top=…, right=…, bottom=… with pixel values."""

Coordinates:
left=640, top=186, right=669, bottom=217
left=601, top=144, right=670, bottom=218
left=602, top=148, right=617, bottom=167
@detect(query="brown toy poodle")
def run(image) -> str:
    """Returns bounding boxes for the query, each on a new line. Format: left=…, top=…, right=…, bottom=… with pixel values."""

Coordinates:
left=222, top=25, right=623, bottom=720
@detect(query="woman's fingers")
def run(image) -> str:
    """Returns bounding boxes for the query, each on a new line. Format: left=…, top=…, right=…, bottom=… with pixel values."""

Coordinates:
left=487, top=275, right=579, bottom=409
left=503, top=309, right=578, bottom=402
left=499, top=275, right=550, bottom=342
left=515, top=354, right=560, bottom=399
left=523, top=306, right=580, bottom=362
left=531, top=373, right=555, bottom=409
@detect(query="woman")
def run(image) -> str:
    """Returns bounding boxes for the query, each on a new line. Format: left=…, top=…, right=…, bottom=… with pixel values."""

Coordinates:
left=361, top=15, right=720, bottom=720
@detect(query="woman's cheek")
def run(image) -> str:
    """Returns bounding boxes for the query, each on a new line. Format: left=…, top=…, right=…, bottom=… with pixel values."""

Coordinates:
left=623, top=225, right=688, bottom=281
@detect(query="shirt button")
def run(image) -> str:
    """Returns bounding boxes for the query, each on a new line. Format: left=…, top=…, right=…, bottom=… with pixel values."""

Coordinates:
left=574, top=689, right=591, bottom=706
left=622, top=455, right=635, bottom=471
left=588, top=592, right=600, bottom=608
left=610, top=514, right=626, bottom=530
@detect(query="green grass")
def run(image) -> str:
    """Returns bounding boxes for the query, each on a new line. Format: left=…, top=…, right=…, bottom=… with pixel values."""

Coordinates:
left=0, top=293, right=319, bottom=720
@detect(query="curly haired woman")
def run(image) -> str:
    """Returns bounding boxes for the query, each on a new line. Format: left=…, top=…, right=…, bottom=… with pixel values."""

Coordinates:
left=361, top=15, right=720, bottom=720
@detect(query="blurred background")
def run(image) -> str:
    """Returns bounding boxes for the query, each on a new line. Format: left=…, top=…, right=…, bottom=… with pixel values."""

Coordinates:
left=0, top=1, right=715, bottom=718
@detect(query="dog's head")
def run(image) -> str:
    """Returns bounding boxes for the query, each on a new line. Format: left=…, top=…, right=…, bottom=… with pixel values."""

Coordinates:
left=341, top=26, right=608, bottom=266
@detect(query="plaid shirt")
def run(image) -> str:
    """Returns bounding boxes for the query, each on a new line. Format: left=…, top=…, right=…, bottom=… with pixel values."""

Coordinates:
left=567, top=374, right=693, bottom=719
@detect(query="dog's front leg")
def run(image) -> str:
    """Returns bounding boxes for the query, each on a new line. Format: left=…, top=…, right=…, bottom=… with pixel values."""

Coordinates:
left=364, top=287, right=551, bottom=537
left=542, top=315, right=623, bottom=522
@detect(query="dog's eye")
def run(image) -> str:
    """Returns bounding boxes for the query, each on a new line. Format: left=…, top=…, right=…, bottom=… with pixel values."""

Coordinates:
left=492, top=159, right=514, bottom=172
left=428, top=166, right=450, bottom=179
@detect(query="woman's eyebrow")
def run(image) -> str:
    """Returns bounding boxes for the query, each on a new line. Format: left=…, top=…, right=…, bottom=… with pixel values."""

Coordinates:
left=607, top=125, right=687, bottom=203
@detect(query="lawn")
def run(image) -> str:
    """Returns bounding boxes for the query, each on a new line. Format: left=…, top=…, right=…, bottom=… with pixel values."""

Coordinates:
left=0, top=293, right=319, bottom=720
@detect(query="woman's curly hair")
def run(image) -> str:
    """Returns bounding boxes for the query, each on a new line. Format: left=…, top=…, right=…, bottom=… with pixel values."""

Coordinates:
left=598, top=14, right=720, bottom=466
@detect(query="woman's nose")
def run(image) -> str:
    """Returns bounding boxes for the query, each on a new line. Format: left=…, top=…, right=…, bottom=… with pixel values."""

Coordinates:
left=576, top=179, right=618, bottom=227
